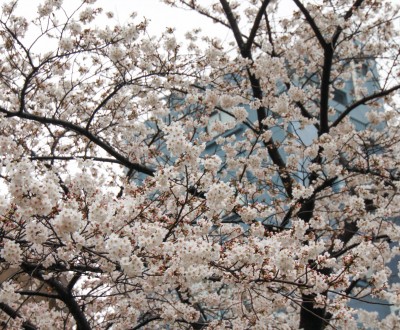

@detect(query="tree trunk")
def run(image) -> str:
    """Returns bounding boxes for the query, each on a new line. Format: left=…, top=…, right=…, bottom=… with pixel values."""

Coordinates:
left=299, top=294, right=327, bottom=330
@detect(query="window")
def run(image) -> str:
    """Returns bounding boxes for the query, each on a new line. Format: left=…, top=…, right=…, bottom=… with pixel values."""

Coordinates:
left=333, top=89, right=347, bottom=105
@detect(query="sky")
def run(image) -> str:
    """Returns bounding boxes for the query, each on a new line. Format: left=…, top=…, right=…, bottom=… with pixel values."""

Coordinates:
left=102, top=0, right=229, bottom=37
left=11, top=0, right=233, bottom=42
left=9, top=0, right=297, bottom=47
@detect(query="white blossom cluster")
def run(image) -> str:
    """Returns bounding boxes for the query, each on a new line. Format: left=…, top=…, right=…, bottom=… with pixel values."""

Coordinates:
left=6, top=159, right=60, bottom=216
left=205, top=181, right=234, bottom=214
left=0, top=0, right=399, bottom=329
left=162, top=122, right=192, bottom=156
left=120, top=255, right=143, bottom=277
left=1, top=240, right=23, bottom=265
left=0, top=281, right=19, bottom=305
left=106, top=233, right=132, bottom=260
left=53, top=207, right=82, bottom=238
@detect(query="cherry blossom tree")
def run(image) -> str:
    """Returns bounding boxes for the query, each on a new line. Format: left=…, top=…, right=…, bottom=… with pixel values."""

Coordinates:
left=1, top=0, right=400, bottom=329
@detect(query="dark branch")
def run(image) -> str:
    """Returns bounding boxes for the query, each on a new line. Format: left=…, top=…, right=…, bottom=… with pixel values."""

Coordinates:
left=243, top=0, right=271, bottom=56
left=0, top=106, right=155, bottom=176
left=67, top=273, right=82, bottom=292
left=30, top=155, right=122, bottom=165
left=85, top=82, right=125, bottom=130
left=177, top=1, right=262, bottom=49
left=319, top=49, right=333, bottom=135
left=0, top=303, right=38, bottom=330
left=46, top=277, right=91, bottom=330
left=281, top=176, right=337, bottom=227
left=130, top=316, right=161, bottom=330
left=331, top=0, right=364, bottom=46
left=19, top=261, right=98, bottom=330
left=219, top=0, right=246, bottom=51
left=16, top=290, right=59, bottom=299
left=331, top=84, right=400, bottom=128
left=292, top=0, right=327, bottom=48
left=219, top=0, right=294, bottom=198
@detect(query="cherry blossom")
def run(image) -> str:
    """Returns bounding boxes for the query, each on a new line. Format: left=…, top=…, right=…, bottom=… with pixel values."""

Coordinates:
left=0, top=0, right=399, bottom=329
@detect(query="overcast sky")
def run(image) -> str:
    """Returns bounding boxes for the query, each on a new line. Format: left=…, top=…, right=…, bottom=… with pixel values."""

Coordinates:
left=10, top=0, right=297, bottom=46
left=11, top=0, right=232, bottom=42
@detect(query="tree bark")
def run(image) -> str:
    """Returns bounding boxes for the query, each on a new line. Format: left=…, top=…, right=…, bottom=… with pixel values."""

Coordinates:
left=299, top=294, right=327, bottom=330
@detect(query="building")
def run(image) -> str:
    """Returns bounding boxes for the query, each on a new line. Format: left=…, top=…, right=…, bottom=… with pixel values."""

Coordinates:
left=133, top=58, right=397, bottom=321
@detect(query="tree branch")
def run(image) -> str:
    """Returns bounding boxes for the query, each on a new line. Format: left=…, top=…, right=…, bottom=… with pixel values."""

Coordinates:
left=219, top=0, right=246, bottom=52
left=243, top=0, right=271, bottom=56
left=16, top=290, right=59, bottom=299
left=30, top=155, right=122, bottom=165
left=0, top=303, right=38, bottom=330
left=85, top=82, right=125, bottom=130
left=219, top=0, right=294, bottom=198
left=0, top=106, right=155, bottom=176
left=45, top=277, right=91, bottom=330
left=177, top=1, right=262, bottom=49
left=331, top=84, right=400, bottom=128
left=292, top=0, right=327, bottom=48
left=130, top=316, right=161, bottom=330
left=331, top=0, right=365, bottom=46
left=319, top=49, right=333, bottom=135
left=19, top=261, right=99, bottom=330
